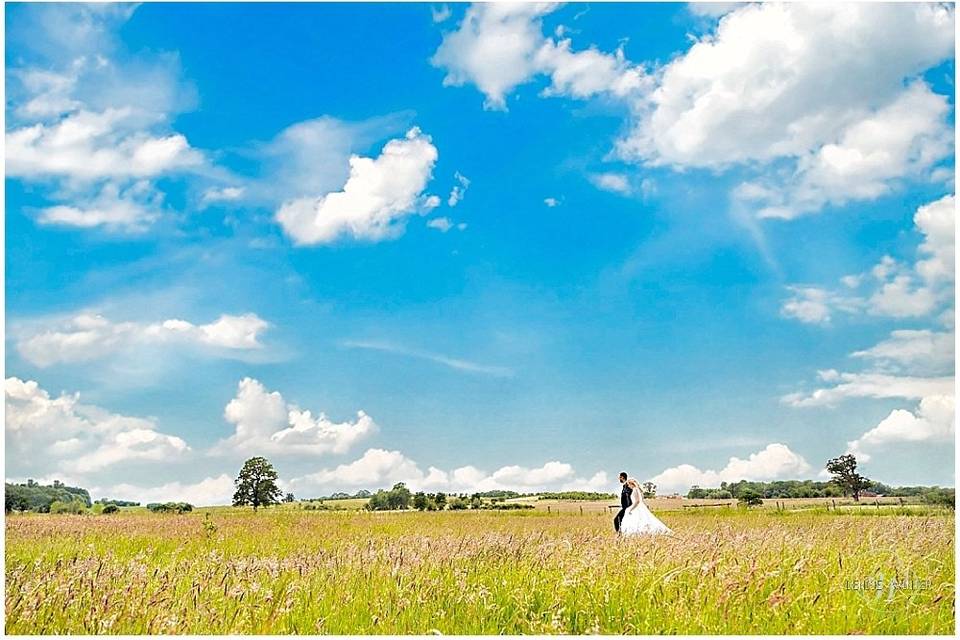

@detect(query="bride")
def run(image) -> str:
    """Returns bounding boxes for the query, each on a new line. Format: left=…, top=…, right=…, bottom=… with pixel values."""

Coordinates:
left=619, top=478, right=671, bottom=536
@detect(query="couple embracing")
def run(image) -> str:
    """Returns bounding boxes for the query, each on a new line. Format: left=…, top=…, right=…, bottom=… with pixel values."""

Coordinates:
left=613, top=471, right=671, bottom=536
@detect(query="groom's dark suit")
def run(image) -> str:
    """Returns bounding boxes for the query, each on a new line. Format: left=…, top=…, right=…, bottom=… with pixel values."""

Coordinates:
left=613, top=482, right=631, bottom=532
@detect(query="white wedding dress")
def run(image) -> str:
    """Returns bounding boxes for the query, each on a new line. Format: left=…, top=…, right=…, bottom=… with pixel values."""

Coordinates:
left=620, top=487, right=671, bottom=536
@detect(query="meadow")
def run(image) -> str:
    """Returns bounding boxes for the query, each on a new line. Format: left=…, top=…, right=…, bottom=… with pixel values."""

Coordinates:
left=5, top=504, right=955, bottom=634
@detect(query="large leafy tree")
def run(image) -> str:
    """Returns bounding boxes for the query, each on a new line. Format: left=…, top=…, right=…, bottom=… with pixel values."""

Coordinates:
left=826, top=454, right=871, bottom=502
left=233, top=457, right=283, bottom=511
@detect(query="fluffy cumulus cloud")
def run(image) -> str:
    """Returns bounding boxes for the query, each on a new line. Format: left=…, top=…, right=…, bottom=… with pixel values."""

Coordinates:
left=431, top=3, right=647, bottom=110
left=622, top=3, right=952, bottom=167
left=736, top=83, right=953, bottom=218
left=91, top=474, right=236, bottom=506
left=781, top=195, right=955, bottom=324
left=288, top=447, right=609, bottom=495
left=447, top=171, right=470, bottom=206
left=5, top=377, right=189, bottom=477
left=14, top=312, right=270, bottom=367
left=783, top=370, right=953, bottom=408
left=5, top=4, right=207, bottom=230
left=275, top=128, right=439, bottom=245
left=851, top=329, right=954, bottom=377
left=847, top=395, right=955, bottom=462
left=649, top=443, right=813, bottom=493
left=216, top=378, right=377, bottom=456
left=590, top=172, right=632, bottom=195
left=435, top=3, right=952, bottom=216
left=636, top=2, right=954, bottom=217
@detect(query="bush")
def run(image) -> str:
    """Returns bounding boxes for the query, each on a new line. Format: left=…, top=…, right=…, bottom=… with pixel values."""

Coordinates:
left=448, top=498, right=469, bottom=510
left=921, top=487, right=955, bottom=509
left=101, top=504, right=119, bottom=514
left=49, top=500, right=86, bottom=514
left=146, top=502, right=193, bottom=514
left=738, top=490, right=763, bottom=507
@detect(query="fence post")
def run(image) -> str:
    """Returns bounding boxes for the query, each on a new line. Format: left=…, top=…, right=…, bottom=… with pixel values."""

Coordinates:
left=832, top=499, right=836, bottom=510
left=875, top=499, right=880, bottom=509
left=580, top=506, right=583, bottom=516
left=547, top=506, right=551, bottom=514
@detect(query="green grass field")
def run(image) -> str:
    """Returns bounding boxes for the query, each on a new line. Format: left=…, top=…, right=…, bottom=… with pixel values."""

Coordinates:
left=5, top=505, right=954, bottom=634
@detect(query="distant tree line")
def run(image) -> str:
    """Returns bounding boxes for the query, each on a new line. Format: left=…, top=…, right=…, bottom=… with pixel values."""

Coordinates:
left=5, top=480, right=91, bottom=513
left=95, top=498, right=140, bottom=507
left=537, top=491, right=616, bottom=501
left=146, top=502, right=194, bottom=513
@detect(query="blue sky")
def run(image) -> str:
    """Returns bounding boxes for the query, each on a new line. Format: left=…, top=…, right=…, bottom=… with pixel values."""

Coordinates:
left=4, top=2, right=955, bottom=504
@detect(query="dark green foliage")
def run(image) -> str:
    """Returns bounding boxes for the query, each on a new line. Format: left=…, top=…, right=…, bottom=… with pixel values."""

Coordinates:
left=412, top=492, right=429, bottom=511
left=686, top=485, right=709, bottom=499
left=49, top=499, right=87, bottom=514
left=5, top=480, right=91, bottom=512
left=448, top=497, right=469, bottom=510
left=146, top=502, right=193, bottom=513
left=738, top=490, right=764, bottom=507
left=283, top=492, right=295, bottom=503
left=473, top=490, right=521, bottom=499
left=233, top=457, right=283, bottom=511
left=826, top=454, right=872, bottom=501
left=95, top=499, right=140, bottom=507
left=101, top=504, right=120, bottom=514
left=536, top=491, right=616, bottom=501
left=366, top=483, right=413, bottom=511
left=920, top=487, right=955, bottom=509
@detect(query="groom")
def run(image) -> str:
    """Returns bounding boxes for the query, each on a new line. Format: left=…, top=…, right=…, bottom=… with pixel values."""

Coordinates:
left=613, top=471, right=630, bottom=533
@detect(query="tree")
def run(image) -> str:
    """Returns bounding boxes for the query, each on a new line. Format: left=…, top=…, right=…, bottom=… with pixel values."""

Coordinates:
left=284, top=492, right=295, bottom=503
left=687, top=485, right=708, bottom=499
left=826, top=454, right=871, bottom=502
left=641, top=482, right=656, bottom=499
left=413, top=491, right=429, bottom=511
left=102, top=504, right=119, bottom=514
left=738, top=490, right=763, bottom=507
left=433, top=492, right=447, bottom=510
left=233, top=457, right=283, bottom=511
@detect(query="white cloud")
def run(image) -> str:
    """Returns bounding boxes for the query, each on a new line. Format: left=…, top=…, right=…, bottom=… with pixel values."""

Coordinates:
left=447, top=171, right=470, bottom=206
left=36, top=180, right=163, bottom=231
left=431, top=4, right=452, bottom=24
left=534, top=38, right=647, bottom=100
left=779, top=286, right=863, bottom=325
left=544, top=197, right=560, bottom=207
left=5, top=377, right=189, bottom=476
left=6, top=108, right=203, bottom=181
left=15, top=312, right=270, bottom=367
left=782, top=372, right=954, bottom=408
left=852, top=329, right=955, bottom=376
left=200, top=186, right=245, bottom=205
left=216, top=378, right=377, bottom=456
left=93, top=474, right=235, bottom=506
left=342, top=339, right=514, bottom=377
left=781, top=195, right=955, bottom=323
left=687, top=3, right=745, bottom=18
left=738, top=83, right=953, bottom=218
left=589, top=172, right=632, bottom=195
left=650, top=443, right=813, bottom=492
left=427, top=217, right=453, bottom=232
left=275, top=127, right=439, bottom=245
left=431, top=3, right=556, bottom=110
left=621, top=3, right=953, bottom=170
left=431, top=3, right=647, bottom=110
left=847, top=395, right=955, bottom=462
left=5, top=5, right=207, bottom=231
left=289, top=447, right=601, bottom=494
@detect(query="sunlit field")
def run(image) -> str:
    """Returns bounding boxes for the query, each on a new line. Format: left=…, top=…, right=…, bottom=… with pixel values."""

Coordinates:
left=5, top=505, right=954, bottom=634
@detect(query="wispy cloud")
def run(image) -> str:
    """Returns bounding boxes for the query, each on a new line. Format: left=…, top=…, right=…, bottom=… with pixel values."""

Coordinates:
left=341, top=339, right=514, bottom=377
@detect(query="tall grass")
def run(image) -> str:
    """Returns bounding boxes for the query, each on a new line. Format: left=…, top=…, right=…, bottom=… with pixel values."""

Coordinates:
left=5, top=508, right=954, bottom=634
